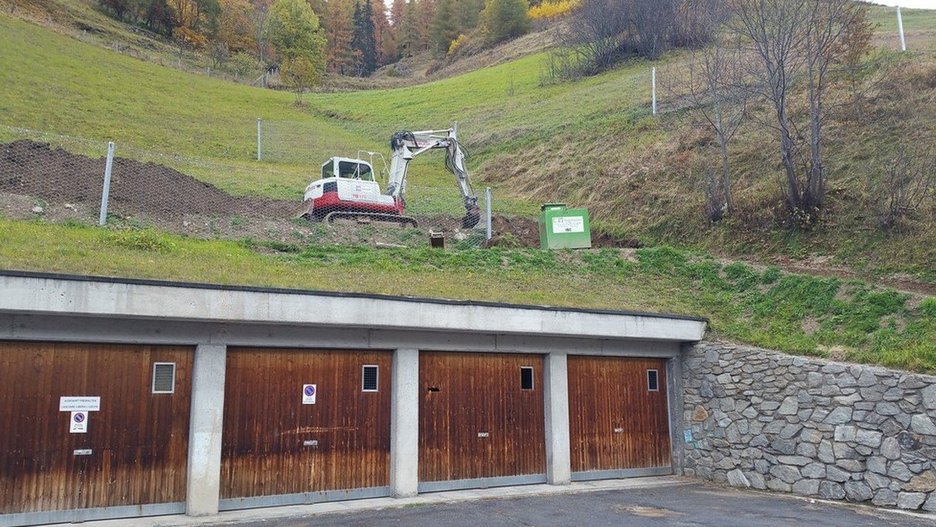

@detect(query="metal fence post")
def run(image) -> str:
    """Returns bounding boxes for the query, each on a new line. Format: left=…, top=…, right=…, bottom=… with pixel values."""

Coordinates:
left=485, top=187, right=492, bottom=241
left=897, top=7, right=906, bottom=52
left=652, top=67, right=657, bottom=116
left=257, top=118, right=262, bottom=161
left=98, top=141, right=115, bottom=226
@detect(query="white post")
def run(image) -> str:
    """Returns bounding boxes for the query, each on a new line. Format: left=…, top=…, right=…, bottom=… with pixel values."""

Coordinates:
left=897, top=7, right=906, bottom=52
left=485, top=187, right=492, bottom=240
left=256, top=118, right=262, bottom=161
left=652, top=67, right=657, bottom=116
left=98, top=141, right=115, bottom=226
left=390, top=348, right=419, bottom=497
left=186, top=344, right=227, bottom=516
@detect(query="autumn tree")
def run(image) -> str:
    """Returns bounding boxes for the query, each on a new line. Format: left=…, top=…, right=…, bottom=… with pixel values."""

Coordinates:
left=371, top=0, right=397, bottom=65
left=267, top=0, right=326, bottom=101
left=390, top=0, right=406, bottom=26
left=480, top=0, right=529, bottom=45
left=325, top=0, right=357, bottom=74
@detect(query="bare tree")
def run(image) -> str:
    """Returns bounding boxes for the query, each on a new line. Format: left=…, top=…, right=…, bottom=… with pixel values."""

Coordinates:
left=729, top=0, right=871, bottom=225
left=548, top=0, right=720, bottom=80
left=684, top=35, right=751, bottom=221
left=877, top=148, right=935, bottom=231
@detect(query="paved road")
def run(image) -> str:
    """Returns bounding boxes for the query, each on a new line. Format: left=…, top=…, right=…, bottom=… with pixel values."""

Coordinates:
left=232, top=483, right=930, bottom=527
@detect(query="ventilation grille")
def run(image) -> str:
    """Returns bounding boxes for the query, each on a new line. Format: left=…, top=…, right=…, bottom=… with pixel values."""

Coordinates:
left=520, top=366, right=534, bottom=390
left=152, top=362, right=176, bottom=394
left=362, top=365, right=379, bottom=392
left=647, top=369, right=659, bottom=392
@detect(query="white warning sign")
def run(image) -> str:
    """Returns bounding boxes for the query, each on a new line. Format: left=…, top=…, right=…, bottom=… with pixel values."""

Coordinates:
left=59, top=396, right=101, bottom=412
left=302, top=384, right=317, bottom=405
left=70, top=411, right=88, bottom=434
left=552, top=216, right=585, bottom=233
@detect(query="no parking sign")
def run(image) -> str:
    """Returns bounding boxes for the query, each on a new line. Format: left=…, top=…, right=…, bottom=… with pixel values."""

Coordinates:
left=70, top=411, right=88, bottom=434
left=302, top=384, right=317, bottom=405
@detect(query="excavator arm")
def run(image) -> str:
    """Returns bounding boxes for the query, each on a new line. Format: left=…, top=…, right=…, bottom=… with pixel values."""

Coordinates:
left=385, top=127, right=481, bottom=228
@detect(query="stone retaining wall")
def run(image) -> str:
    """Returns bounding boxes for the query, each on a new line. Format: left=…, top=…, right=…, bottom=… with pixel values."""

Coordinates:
left=681, top=341, right=936, bottom=512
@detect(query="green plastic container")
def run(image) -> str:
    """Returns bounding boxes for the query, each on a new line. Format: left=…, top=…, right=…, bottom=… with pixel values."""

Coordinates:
left=539, top=203, right=592, bottom=250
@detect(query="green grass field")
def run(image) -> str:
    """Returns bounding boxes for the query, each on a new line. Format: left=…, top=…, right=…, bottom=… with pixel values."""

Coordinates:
left=0, top=218, right=931, bottom=372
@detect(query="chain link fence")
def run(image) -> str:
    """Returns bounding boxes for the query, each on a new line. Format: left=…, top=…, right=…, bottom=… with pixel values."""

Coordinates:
left=0, top=124, right=529, bottom=250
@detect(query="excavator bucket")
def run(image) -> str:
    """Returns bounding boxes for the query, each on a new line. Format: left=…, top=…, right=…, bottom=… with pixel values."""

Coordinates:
left=463, top=203, right=481, bottom=229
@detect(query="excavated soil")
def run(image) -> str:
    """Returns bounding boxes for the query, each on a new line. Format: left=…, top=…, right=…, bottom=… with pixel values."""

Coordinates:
left=0, top=140, right=640, bottom=250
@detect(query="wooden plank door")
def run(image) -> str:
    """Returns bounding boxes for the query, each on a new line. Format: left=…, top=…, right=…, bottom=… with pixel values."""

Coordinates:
left=0, top=341, right=192, bottom=514
left=221, top=348, right=392, bottom=500
left=419, top=352, right=546, bottom=483
left=568, top=356, right=671, bottom=473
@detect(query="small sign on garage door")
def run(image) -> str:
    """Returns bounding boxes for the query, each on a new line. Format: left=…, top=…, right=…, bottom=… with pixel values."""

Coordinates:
left=302, top=384, right=317, bottom=405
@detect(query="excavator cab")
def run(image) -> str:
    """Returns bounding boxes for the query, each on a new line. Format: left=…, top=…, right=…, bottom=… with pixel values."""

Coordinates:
left=321, top=157, right=374, bottom=182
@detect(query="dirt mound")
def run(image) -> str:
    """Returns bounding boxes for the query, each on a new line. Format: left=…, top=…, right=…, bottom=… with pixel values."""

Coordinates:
left=0, top=140, right=296, bottom=220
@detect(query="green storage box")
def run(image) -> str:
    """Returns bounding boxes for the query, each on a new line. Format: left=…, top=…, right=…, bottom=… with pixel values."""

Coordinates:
left=539, top=203, right=591, bottom=249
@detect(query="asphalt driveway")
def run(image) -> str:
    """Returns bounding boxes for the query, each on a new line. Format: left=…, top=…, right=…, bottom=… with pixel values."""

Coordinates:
left=227, top=482, right=930, bottom=527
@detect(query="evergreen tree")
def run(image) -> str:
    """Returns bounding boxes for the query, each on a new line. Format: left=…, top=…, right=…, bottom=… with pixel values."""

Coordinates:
left=455, top=0, right=484, bottom=34
left=398, top=0, right=421, bottom=57
left=430, top=0, right=458, bottom=56
left=351, top=0, right=378, bottom=75
left=481, top=0, right=529, bottom=45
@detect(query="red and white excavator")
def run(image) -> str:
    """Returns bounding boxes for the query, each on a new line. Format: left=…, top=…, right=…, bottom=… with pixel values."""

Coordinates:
left=295, top=126, right=481, bottom=228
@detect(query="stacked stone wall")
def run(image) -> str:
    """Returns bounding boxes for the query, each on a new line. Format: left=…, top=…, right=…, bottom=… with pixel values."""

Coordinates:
left=681, top=341, right=936, bottom=511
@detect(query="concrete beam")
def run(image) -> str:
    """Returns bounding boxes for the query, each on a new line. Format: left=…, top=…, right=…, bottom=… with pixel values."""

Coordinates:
left=544, top=353, right=571, bottom=485
left=0, top=273, right=706, bottom=343
left=186, top=344, right=227, bottom=516
left=390, top=348, right=419, bottom=497
left=0, top=314, right=685, bottom=358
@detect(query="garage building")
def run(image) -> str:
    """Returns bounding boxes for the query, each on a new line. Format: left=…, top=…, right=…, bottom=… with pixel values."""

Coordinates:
left=0, top=271, right=705, bottom=526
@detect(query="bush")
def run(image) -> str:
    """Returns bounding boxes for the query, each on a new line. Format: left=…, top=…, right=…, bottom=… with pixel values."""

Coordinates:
left=529, top=0, right=579, bottom=20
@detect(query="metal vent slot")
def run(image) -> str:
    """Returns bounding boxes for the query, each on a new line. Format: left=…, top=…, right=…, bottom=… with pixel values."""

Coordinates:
left=647, top=369, right=659, bottom=392
left=520, top=366, right=534, bottom=390
left=362, top=365, right=379, bottom=392
left=152, top=362, right=176, bottom=394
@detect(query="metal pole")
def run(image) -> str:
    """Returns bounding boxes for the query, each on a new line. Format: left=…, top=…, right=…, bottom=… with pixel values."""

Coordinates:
left=652, top=67, right=657, bottom=116
left=485, top=187, right=492, bottom=241
left=257, top=118, right=262, bottom=161
left=897, top=7, right=906, bottom=52
left=98, top=142, right=115, bottom=226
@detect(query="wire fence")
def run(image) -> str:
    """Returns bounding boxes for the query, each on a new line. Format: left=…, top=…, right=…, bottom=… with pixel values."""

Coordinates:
left=0, top=124, right=523, bottom=250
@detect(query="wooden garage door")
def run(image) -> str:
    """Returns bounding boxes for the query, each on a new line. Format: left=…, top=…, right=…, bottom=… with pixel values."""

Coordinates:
left=568, top=356, right=671, bottom=474
left=419, top=352, right=546, bottom=484
left=221, top=348, right=392, bottom=501
left=0, top=341, right=193, bottom=515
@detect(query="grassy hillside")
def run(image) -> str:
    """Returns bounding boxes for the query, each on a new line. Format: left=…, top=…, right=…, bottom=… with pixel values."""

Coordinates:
left=1, top=218, right=932, bottom=372
left=0, top=5, right=933, bottom=371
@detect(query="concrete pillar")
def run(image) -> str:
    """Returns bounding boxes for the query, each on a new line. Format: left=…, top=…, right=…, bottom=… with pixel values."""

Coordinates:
left=186, top=344, right=227, bottom=516
left=390, top=348, right=419, bottom=497
left=667, top=350, right=686, bottom=475
left=544, top=352, right=571, bottom=485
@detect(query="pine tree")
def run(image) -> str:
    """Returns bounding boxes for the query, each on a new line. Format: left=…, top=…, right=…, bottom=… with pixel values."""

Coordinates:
left=481, top=0, right=529, bottom=45
left=398, top=0, right=420, bottom=57
left=351, top=0, right=378, bottom=75
left=416, top=0, right=435, bottom=51
left=430, top=0, right=458, bottom=56
left=455, top=0, right=484, bottom=34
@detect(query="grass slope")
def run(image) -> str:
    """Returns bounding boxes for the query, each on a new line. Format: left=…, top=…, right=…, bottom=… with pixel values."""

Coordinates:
left=0, top=218, right=931, bottom=372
